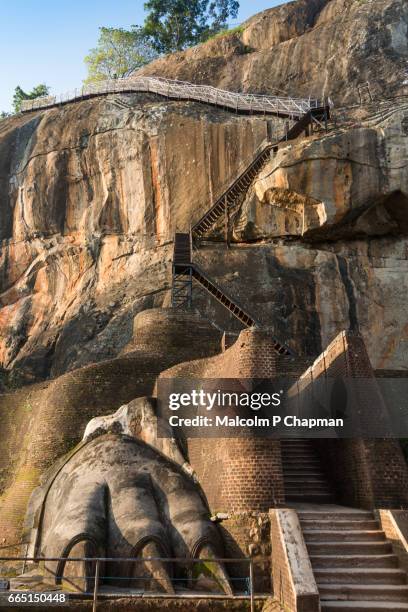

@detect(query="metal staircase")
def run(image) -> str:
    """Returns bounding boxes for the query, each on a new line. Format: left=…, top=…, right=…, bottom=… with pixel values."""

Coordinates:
left=171, top=233, right=292, bottom=355
left=171, top=106, right=329, bottom=354
left=191, top=107, right=329, bottom=240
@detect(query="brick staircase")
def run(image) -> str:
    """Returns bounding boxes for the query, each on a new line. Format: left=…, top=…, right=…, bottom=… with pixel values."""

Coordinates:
left=282, top=438, right=334, bottom=503
left=298, top=508, right=408, bottom=612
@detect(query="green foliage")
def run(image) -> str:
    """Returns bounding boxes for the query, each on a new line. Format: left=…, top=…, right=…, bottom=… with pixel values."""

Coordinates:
left=84, top=26, right=158, bottom=83
left=13, top=84, right=50, bottom=113
left=143, top=0, right=240, bottom=54
left=206, top=23, right=244, bottom=40
left=0, top=111, right=11, bottom=121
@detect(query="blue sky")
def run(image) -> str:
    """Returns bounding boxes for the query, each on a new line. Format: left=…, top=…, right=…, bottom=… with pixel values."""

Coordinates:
left=0, top=0, right=287, bottom=112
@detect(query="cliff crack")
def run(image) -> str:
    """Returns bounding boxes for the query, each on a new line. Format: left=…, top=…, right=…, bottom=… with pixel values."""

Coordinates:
left=11, top=125, right=144, bottom=177
left=336, top=254, right=359, bottom=333
left=260, top=155, right=408, bottom=183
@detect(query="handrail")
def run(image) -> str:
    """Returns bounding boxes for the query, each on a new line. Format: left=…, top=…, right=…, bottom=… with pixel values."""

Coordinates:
left=20, top=76, right=323, bottom=118
left=191, top=262, right=260, bottom=328
left=191, top=139, right=275, bottom=237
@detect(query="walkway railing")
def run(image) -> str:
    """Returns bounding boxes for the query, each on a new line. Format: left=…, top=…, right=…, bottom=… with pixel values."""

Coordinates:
left=0, top=556, right=256, bottom=612
left=20, top=76, right=323, bottom=118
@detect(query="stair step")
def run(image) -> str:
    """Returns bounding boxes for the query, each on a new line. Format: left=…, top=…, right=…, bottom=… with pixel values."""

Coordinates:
left=310, top=555, right=399, bottom=569
left=284, top=461, right=322, bottom=468
left=283, top=455, right=320, bottom=461
left=301, top=520, right=379, bottom=531
left=285, top=476, right=328, bottom=483
left=285, top=484, right=331, bottom=492
left=321, top=602, right=408, bottom=611
left=315, top=568, right=407, bottom=585
left=286, top=493, right=334, bottom=502
left=282, top=450, right=319, bottom=456
left=282, top=442, right=315, bottom=447
left=304, top=530, right=386, bottom=543
left=283, top=471, right=327, bottom=478
left=307, top=542, right=393, bottom=556
left=298, top=512, right=374, bottom=521
left=319, top=584, right=408, bottom=602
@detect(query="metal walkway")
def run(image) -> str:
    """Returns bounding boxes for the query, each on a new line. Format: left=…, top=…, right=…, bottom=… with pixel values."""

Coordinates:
left=20, top=76, right=325, bottom=118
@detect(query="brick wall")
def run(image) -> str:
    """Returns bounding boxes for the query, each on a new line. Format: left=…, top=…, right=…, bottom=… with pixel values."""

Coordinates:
left=270, top=509, right=319, bottom=612
left=299, top=331, right=408, bottom=509
left=186, top=328, right=285, bottom=514
left=189, top=438, right=284, bottom=513
left=220, top=512, right=271, bottom=592
left=378, top=510, right=408, bottom=575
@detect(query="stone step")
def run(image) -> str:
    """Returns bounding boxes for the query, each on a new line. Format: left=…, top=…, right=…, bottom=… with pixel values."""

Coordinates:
left=307, top=542, right=393, bottom=556
left=315, top=568, right=407, bottom=585
left=285, top=484, right=332, bottom=492
left=283, top=470, right=326, bottom=477
left=298, top=511, right=374, bottom=521
left=286, top=490, right=334, bottom=504
left=283, top=455, right=320, bottom=461
left=300, top=520, right=379, bottom=531
left=281, top=448, right=319, bottom=459
left=287, top=491, right=333, bottom=498
left=282, top=445, right=317, bottom=451
left=285, top=475, right=328, bottom=483
left=310, top=555, right=399, bottom=569
left=304, top=530, right=386, bottom=543
left=282, top=442, right=316, bottom=447
left=319, top=584, right=408, bottom=603
left=286, top=492, right=334, bottom=502
left=284, top=474, right=328, bottom=480
left=321, top=601, right=408, bottom=611
left=310, top=554, right=399, bottom=569
left=284, top=473, right=327, bottom=479
left=285, top=478, right=329, bottom=486
left=283, top=460, right=320, bottom=465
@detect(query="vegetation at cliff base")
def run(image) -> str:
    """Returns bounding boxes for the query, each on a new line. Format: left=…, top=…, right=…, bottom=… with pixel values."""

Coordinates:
left=13, top=84, right=50, bottom=113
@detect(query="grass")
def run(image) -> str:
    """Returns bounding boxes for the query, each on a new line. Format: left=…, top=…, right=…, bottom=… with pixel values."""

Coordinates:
left=206, top=24, right=245, bottom=42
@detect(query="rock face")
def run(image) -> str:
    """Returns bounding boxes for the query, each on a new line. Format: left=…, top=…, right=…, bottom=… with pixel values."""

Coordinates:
left=138, top=0, right=408, bottom=104
left=234, top=112, right=408, bottom=242
left=0, top=96, right=267, bottom=383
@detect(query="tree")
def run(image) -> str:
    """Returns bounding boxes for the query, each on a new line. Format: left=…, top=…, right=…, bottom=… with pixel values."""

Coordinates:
left=84, top=26, right=157, bottom=83
left=143, top=0, right=240, bottom=54
left=13, top=84, right=50, bottom=113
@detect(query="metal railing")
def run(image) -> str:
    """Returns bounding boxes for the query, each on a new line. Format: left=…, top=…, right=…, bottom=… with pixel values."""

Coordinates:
left=20, top=76, right=323, bottom=117
left=0, top=556, right=256, bottom=612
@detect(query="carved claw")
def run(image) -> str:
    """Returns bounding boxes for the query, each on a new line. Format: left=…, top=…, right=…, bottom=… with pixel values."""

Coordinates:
left=132, top=540, right=174, bottom=594
left=192, top=544, right=233, bottom=596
